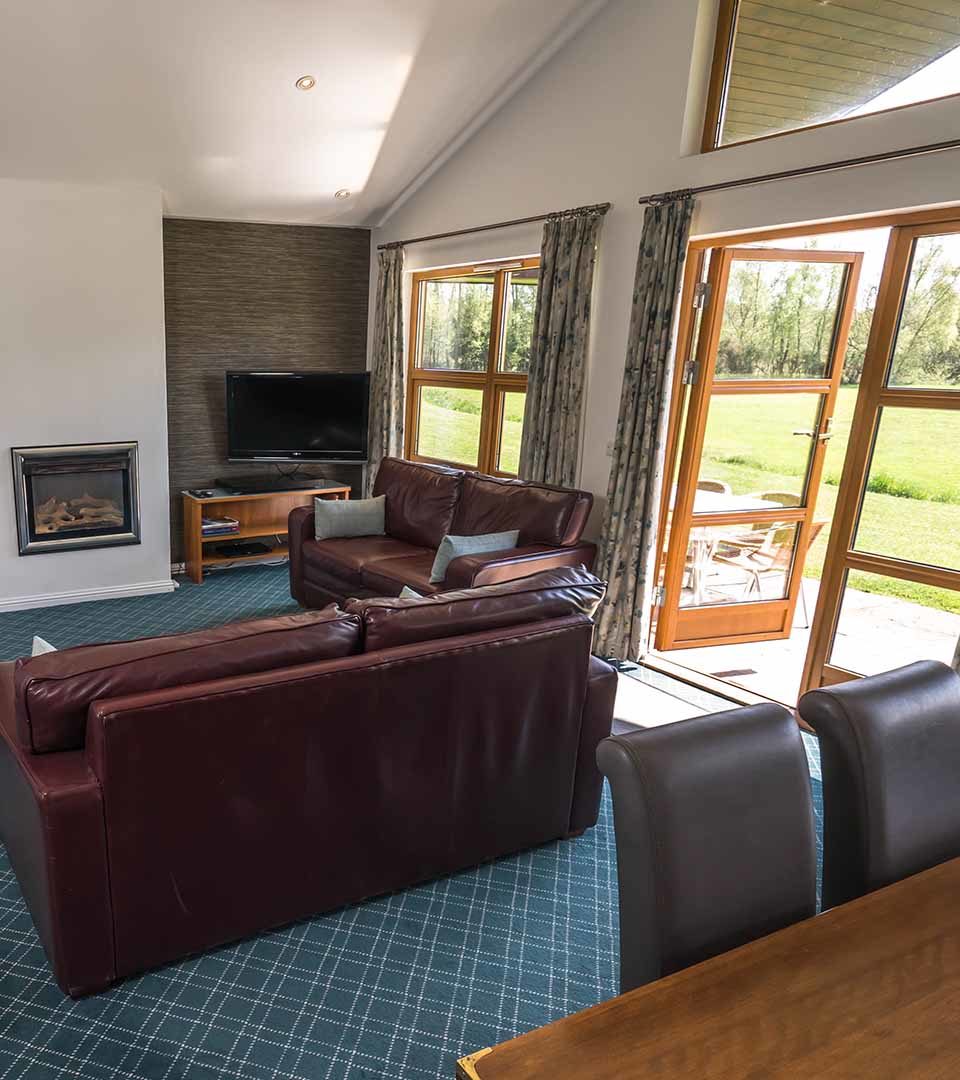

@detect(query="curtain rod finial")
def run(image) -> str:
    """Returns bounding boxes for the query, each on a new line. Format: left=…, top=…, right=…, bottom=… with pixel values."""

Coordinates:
left=642, top=189, right=695, bottom=207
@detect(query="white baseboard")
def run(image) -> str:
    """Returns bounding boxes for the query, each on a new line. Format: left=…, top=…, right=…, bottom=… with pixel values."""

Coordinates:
left=0, top=578, right=178, bottom=613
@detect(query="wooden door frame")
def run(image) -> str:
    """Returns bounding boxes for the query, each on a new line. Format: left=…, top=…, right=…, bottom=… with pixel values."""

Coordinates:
left=655, top=245, right=862, bottom=650
left=800, top=219, right=960, bottom=692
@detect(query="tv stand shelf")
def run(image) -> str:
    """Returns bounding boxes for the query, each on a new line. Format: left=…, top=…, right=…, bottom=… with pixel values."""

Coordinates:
left=182, top=485, right=350, bottom=584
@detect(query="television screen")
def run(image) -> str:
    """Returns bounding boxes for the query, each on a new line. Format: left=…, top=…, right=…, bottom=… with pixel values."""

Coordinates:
left=226, top=371, right=370, bottom=463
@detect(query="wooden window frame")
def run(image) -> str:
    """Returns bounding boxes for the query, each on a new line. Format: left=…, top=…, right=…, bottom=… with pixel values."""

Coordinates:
left=404, top=258, right=539, bottom=476
left=799, top=218, right=960, bottom=691
left=701, top=0, right=960, bottom=154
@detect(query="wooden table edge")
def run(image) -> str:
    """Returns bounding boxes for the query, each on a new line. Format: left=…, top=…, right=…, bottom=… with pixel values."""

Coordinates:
left=455, top=857, right=960, bottom=1079
left=456, top=1048, right=493, bottom=1079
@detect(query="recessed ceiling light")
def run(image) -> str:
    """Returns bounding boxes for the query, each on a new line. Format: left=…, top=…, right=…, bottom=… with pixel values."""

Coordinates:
left=295, top=75, right=316, bottom=91
left=334, top=189, right=352, bottom=200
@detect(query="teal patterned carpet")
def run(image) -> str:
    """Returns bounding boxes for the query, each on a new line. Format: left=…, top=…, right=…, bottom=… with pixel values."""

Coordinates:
left=0, top=565, right=822, bottom=1079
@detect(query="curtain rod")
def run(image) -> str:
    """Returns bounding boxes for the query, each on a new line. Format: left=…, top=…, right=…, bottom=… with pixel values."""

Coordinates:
left=637, top=137, right=960, bottom=206
left=376, top=202, right=611, bottom=250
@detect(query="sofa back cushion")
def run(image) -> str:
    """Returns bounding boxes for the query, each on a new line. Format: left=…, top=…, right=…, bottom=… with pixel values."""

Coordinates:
left=14, top=608, right=362, bottom=753
left=451, top=473, right=592, bottom=547
left=373, top=458, right=463, bottom=549
left=345, top=566, right=606, bottom=652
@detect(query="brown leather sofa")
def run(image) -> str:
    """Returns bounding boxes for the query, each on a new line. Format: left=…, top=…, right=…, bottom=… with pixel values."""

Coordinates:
left=0, top=567, right=616, bottom=997
left=289, top=457, right=597, bottom=608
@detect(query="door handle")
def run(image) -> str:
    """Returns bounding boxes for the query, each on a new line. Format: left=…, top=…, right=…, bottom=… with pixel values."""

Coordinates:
left=793, top=429, right=833, bottom=441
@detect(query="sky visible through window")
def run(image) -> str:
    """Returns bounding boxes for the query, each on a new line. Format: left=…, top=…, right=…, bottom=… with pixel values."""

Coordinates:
left=845, top=43, right=960, bottom=119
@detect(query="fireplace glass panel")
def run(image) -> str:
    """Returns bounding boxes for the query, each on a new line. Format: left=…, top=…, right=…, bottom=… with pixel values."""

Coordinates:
left=29, top=468, right=129, bottom=539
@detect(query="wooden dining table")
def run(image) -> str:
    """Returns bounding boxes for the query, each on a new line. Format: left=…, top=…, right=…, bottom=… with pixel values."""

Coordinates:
left=456, top=857, right=960, bottom=1079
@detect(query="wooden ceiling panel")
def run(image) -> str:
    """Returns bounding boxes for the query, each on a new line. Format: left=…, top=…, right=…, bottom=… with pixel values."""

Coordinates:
left=717, top=0, right=960, bottom=145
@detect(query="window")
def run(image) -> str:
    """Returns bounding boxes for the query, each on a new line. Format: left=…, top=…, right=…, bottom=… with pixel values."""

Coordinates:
left=406, top=259, right=539, bottom=475
left=703, top=0, right=960, bottom=151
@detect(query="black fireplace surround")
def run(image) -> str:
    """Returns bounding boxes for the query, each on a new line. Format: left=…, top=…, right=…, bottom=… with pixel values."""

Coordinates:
left=11, top=443, right=141, bottom=556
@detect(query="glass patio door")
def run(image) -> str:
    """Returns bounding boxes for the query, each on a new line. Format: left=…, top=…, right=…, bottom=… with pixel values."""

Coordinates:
left=802, top=223, right=960, bottom=691
left=656, top=247, right=862, bottom=651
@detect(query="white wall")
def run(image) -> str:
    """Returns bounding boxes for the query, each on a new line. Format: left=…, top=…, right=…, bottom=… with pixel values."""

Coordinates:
left=373, top=0, right=960, bottom=532
left=0, top=180, right=172, bottom=608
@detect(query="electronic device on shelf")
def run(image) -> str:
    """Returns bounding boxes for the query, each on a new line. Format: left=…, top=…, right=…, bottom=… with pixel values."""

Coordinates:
left=225, top=370, right=370, bottom=465
left=189, top=489, right=217, bottom=498
left=214, top=540, right=273, bottom=558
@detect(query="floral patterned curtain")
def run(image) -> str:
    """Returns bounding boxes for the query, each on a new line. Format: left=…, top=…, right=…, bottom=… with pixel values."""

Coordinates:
left=518, top=205, right=609, bottom=487
left=595, top=195, right=695, bottom=661
left=366, top=245, right=405, bottom=496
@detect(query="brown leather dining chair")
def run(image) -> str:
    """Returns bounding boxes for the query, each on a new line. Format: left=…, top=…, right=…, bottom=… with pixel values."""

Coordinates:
left=597, top=703, right=817, bottom=993
left=799, top=660, right=960, bottom=910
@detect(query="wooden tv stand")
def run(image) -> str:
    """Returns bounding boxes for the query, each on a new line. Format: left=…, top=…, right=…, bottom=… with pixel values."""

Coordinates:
left=182, top=484, right=350, bottom=584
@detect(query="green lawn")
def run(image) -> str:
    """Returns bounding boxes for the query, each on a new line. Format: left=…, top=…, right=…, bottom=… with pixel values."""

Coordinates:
left=417, top=388, right=524, bottom=472
left=700, top=386, right=960, bottom=613
left=703, top=387, right=960, bottom=501
left=415, top=385, right=960, bottom=613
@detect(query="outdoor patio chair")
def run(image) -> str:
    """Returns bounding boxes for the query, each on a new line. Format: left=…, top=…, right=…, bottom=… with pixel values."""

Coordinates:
left=696, top=479, right=731, bottom=495
left=712, top=520, right=826, bottom=627
left=757, top=490, right=802, bottom=506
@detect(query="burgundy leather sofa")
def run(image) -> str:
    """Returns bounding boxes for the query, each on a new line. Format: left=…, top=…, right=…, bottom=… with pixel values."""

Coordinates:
left=0, top=567, right=616, bottom=997
left=289, top=457, right=597, bottom=608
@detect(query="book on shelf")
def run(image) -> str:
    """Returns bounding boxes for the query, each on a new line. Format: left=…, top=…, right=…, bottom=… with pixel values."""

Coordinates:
left=201, top=515, right=240, bottom=536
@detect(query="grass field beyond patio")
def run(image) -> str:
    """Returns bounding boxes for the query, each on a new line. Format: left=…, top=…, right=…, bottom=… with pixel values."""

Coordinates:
left=420, top=385, right=960, bottom=614
left=700, top=387, right=960, bottom=613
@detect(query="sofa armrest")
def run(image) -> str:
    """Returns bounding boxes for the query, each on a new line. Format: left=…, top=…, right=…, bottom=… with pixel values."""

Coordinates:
left=288, top=505, right=316, bottom=604
left=0, top=667, right=115, bottom=997
left=444, top=542, right=597, bottom=589
left=569, top=654, right=618, bottom=835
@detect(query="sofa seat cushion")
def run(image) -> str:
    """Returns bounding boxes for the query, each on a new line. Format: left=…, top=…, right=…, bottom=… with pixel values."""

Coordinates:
left=345, top=566, right=606, bottom=652
left=14, top=608, right=362, bottom=754
left=360, top=553, right=442, bottom=596
left=451, top=473, right=584, bottom=547
left=301, top=535, right=429, bottom=584
left=373, top=458, right=463, bottom=549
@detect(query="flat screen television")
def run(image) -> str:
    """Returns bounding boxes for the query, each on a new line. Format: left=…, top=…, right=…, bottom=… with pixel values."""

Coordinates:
left=226, top=371, right=370, bottom=463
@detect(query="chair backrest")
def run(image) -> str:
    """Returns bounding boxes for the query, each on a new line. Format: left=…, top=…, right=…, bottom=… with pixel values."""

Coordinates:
left=759, top=491, right=802, bottom=506
left=696, top=479, right=730, bottom=495
left=597, top=703, right=816, bottom=993
left=798, top=660, right=960, bottom=909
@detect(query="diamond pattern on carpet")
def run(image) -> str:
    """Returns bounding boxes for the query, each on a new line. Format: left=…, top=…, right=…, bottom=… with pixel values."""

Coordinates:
left=0, top=565, right=823, bottom=1078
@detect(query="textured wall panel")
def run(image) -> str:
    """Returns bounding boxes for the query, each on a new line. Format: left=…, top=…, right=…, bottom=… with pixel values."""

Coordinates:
left=163, top=218, right=370, bottom=562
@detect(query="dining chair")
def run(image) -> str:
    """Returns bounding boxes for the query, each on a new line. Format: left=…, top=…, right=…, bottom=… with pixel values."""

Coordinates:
left=799, top=660, right=960, bottom=909
left=696, top=478, right=731, bottom=495
left=757, top=490, right=802, bottom=507
left=597, top=703, right=817, bottom=993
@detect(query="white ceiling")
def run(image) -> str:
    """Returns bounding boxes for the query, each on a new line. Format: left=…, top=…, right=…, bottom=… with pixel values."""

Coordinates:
left=0, top=0, right=602, bottom=227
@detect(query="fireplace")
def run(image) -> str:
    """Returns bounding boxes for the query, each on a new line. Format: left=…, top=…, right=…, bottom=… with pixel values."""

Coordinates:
left=11, top=442, right=141, bottom=556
